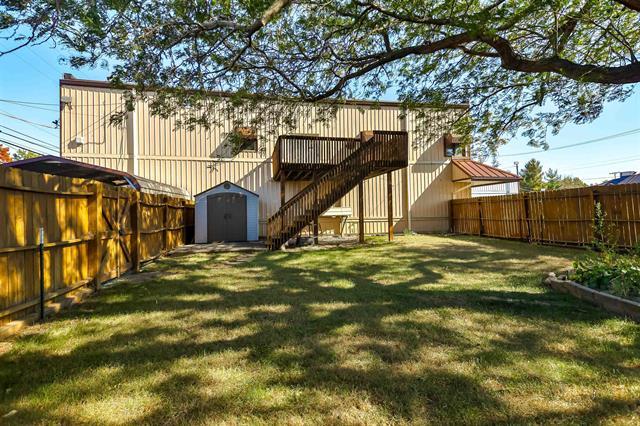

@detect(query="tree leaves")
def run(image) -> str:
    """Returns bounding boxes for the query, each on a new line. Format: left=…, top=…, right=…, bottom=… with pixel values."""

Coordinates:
left=1, top=0, right=638, bottom=158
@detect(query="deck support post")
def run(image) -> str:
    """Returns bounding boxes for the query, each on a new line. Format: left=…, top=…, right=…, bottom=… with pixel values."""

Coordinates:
left=387, top=171, right=393, bottom=241
left=313, top=171, right=319, bottom=245
left=358, top=180, right=365, bottom=243
left=280, top=176, right=286, bottom=246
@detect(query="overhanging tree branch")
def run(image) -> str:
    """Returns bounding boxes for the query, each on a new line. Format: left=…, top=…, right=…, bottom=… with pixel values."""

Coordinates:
left=478, top=33, right=640, bottom=83
left=613, top=0, right=640, bottom=12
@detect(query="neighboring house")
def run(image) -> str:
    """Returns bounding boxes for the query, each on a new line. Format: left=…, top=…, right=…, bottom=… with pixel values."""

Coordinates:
left=472, top=181, right=520, bottom=197
left=58, top=76, right=518, bottom=239
left=604, top=171, right=639, bottom=185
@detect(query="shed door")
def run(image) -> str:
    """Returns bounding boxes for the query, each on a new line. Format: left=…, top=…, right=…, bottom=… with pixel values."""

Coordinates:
left=207, top=193, right=247, bottom=242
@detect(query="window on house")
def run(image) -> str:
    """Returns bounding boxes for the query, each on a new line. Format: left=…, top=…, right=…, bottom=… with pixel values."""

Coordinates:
left=443, top=133, right=464, bottom=157
left=229, top=127, right=258, bottom=155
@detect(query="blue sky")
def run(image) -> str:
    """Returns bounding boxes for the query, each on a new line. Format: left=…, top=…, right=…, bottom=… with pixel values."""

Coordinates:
left=0, top=42, right=639, bottom=183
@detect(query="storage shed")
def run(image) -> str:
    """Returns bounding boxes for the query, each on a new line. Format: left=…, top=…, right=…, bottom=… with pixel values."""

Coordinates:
left=195, top=181, right=259, bottom=243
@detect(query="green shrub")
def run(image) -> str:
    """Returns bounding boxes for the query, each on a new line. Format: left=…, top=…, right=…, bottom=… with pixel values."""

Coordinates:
left=573, top=252, right=640, bottom=298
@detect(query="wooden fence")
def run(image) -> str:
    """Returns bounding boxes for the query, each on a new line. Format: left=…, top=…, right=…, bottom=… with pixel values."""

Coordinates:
left=451, top=184, right=640, bottom=248
left=0, top=166, right=194, bottom=326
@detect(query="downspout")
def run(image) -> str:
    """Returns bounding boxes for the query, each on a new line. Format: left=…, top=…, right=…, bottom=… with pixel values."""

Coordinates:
left=401, top=111, right=412, bottom=232
left=126, top=93, right=139, bottom=176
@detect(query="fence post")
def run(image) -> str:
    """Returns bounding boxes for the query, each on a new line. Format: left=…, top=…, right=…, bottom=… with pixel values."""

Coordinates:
left=130, top=191, right=141, bottom=272
left=88, top=183, right=103, bottom=289
left=181, top=200, right=186, bottom=246
left=449, top=200, right=454, bottom=233
left=38, top=227, right=45, bottom=320
left=522, top=193, right=531, bottom=242
left=478, top=199, right=484, bottom=236
left=163, top=196, right=169, bottom=253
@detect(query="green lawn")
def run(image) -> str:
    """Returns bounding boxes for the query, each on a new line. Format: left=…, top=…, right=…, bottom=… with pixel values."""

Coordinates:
left=1, top=235, right=639, bottom=425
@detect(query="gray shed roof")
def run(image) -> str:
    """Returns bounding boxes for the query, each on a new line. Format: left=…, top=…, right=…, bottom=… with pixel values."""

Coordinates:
left=195, top=180, right=259, bottom=198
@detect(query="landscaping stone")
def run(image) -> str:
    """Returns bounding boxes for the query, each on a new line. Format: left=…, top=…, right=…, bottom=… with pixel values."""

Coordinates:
left=544, top=272, right=640, bottom=322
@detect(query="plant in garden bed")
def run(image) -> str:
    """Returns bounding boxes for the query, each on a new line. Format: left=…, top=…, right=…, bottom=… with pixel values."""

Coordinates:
left=573, top=253, right=640, bottom=299
left=571, top=203, right=640, bottom=299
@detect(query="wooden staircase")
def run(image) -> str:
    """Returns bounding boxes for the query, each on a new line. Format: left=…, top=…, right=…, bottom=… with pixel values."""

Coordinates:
left=266, top=131, right=408, bottom=249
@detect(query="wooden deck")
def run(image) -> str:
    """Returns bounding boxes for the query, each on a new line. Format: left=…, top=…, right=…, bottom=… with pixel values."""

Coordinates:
left=272, top=132, right=407, bottom=181
left=267, top=131, right=408, bottom=249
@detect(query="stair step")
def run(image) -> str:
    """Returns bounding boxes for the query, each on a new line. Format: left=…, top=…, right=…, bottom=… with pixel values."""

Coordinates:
left=267, top=136, right=405, bottom=250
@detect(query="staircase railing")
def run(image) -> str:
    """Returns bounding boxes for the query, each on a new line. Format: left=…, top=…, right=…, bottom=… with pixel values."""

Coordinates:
left=267, top=131, right=407, bottom=249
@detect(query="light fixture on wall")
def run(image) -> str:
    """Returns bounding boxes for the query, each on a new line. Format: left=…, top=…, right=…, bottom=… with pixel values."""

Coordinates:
left=60, top=95, right=72, bottom=108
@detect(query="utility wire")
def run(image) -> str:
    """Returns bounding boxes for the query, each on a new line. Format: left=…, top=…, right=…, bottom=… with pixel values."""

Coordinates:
left=0, top=99, right=58, bottom=112
left=0, top=124, right=57, bottom=148
left=0, top=98, right=58, bottom=106
left=565, top=156, right=640, bottom=172
left=0, top=137, right=49, bottom=156
left=0, top=110, right=58, bottom=129
left=582, top=176, right=612, bottom=181
left=0, top=42, right=57, bottom=84
left=0, top=130, right=57, bottom=152
left=27, top=46, right=93, bottom=80
left=499, top=128, right=640, bottom=158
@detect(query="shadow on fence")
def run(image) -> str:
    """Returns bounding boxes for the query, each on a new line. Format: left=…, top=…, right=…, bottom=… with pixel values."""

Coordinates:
left=0, top=167, right=194, bottom=327
left=451, top=184, right=640, bottom=249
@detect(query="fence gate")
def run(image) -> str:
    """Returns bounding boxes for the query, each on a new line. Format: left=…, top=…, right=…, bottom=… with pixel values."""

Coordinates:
left=99, top=187, right=134, bottom=282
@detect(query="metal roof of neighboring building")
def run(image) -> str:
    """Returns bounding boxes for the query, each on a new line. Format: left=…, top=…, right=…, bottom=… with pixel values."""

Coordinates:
left=604, top=173, right=640, bottom=185
left=452, top=158, right=521, bottom=183
left=3, top=155, right=191, bottom=198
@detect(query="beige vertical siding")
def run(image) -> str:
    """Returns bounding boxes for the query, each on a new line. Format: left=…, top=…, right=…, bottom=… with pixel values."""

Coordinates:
left=61, top=82, right=465, bottom=237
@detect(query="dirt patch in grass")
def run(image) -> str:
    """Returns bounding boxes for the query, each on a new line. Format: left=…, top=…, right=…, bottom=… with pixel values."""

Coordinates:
left=0, top=235, right=639, bottom=424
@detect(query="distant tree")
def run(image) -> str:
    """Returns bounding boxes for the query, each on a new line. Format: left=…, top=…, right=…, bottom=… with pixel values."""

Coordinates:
left=520, top=159, right=544, bottom=192
left=0, top=145, right=11, bottom=163
left=558, top=176, right=587, bottom=189
left=545, top=169, right=562, bottom=190
left=11, top=149, right=40, bottom=161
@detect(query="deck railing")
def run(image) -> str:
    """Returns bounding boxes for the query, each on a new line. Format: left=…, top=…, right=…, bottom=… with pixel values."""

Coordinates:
left=267, top=131, right=408, bottom=248
left=272, top=135, right=362, bottom=180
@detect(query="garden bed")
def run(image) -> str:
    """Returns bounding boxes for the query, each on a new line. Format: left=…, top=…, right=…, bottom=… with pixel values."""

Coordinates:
left=544, top=273, right=640, bottom=322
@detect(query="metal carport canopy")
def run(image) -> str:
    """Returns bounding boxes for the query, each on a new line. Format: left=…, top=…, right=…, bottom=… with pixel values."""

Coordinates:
left=3, top=155, right=191, bottom=198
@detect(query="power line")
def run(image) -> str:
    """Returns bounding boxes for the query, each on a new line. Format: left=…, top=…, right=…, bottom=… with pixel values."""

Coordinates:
left=0, top=42, right=57, bottom=84
left=565, top=153, right=640, bottom=169
left=0, top=98, right=58, bottom=106
left=0, top=124, right=57, bottom=148
left=0, top=128, right=57, bottom=150
left=582, top=176, right=612, bottom=181
left=0, top=110, right=58, bottom=129
left=27, top=46, right=93, bottom=80
left=565, top=156, right=640, bottom=172
left=0, top=130, right=58, bottom=152
left=27, top=46, right=64, bottom=74
left=499, top=128, right=640, bottom=158
left=0, top=99, right=58, bottom=112
left=0, top=137, right=49, bottom=156
left=0, top=97, right=128, bottom=108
